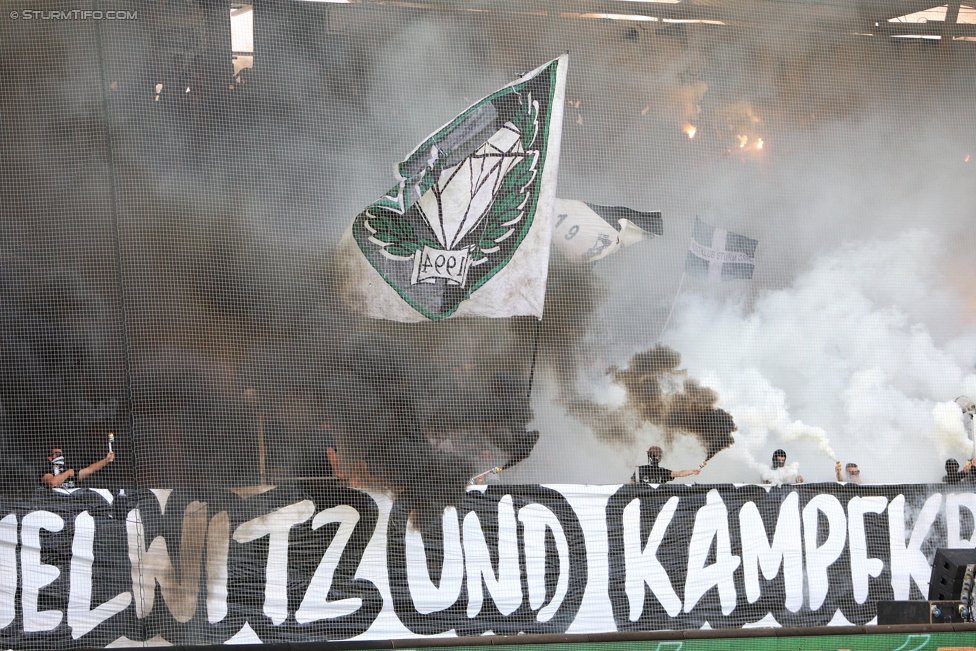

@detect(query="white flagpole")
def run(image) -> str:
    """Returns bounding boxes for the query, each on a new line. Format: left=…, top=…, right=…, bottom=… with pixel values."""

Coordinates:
left=657, top=270, right=686, bottom=343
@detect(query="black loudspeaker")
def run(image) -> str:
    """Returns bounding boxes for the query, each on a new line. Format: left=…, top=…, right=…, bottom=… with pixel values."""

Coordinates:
left=877, top=600, right=967, bottom=624
left=877, top=600, right=929, bottom=625
left=928, top=548, right=976, bottom=600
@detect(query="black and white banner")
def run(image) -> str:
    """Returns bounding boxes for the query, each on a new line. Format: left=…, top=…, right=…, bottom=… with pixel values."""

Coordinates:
left=0, top=482, right=974, bottom=647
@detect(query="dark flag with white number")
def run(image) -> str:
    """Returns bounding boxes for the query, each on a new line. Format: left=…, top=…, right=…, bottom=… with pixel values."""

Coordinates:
left=338, top=56, right=568, bottom=322
left=684, top=217, right=758, bottom=281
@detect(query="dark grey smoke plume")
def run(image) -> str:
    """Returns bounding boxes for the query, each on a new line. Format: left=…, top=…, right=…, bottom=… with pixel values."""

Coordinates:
left=0, top=257, right=125, bottom=492
left=237, top=248, right=540, bottom=502
left=239, top=319, right=541, bottom=519
left=4, top=0, right=974, bottom=493
left=537, top=255, right=736, bottom=459
left=1, top=0, right=739, bottom=496
left=320, top=337, right=474, bottom=520
left=131, top=348, right=256, bottom=488
left=612, top=345, right=737, bottom=460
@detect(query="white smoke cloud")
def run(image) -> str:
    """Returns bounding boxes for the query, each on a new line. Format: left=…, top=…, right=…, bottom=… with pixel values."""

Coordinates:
left=690, top=368, right=835, bottom=484
left=516, top=229, right=976, bottom=486
left=755, top=462, right=803, bottom=486
left=931, top=401, right=974, bottom=460
left=665, top=229, right=976, bottom=484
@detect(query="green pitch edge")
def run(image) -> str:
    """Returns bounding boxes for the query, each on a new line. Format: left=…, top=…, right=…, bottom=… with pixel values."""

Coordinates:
left=439, top=632, right=974, bottom=651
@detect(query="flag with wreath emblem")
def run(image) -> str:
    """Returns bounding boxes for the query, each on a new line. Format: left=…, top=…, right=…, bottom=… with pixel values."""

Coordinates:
left=338, top=56, right=567, bottom=321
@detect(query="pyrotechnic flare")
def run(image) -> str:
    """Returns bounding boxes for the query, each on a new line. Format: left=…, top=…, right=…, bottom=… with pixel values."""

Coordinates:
left=469, top=466, right=503, bottom=485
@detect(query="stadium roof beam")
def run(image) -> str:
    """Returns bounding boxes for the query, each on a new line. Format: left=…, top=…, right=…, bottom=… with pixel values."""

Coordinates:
left=363, top=0, right=892, bottom=31
left=877, top=21, right=976, bottom=35
left=864, top=0, right=965, bottom=22
left=306, top=0, right=976, bottom=44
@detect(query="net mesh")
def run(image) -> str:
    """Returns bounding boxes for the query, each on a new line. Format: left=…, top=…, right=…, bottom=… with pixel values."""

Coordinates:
left=1, top=0, right=976, bottom=647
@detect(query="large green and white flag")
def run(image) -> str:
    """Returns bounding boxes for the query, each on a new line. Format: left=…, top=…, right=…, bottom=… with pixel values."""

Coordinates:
left=338, top=56, right=567, bottom=322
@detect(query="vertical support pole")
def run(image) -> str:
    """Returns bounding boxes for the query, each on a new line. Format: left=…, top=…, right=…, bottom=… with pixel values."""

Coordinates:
left=941, top=2, right=961, bottom=56
left=526, top=317, right=543, bottom=399
left=258, top=412, right=266, bottom=486
left=658, top=271, right=686, bottom=343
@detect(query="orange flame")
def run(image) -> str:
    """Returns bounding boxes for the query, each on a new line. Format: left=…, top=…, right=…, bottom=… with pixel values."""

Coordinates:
left=966, top=154, right=971, bottom=162
left=757, top=138, right=764, bottom=149
left=683, top=122, right=697, bottom=139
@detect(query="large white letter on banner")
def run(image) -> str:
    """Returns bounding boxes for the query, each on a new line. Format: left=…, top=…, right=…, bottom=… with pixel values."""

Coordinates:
left=623, top=496, right=682, bottom=620
left=888, top=494, right=941, bottom=600
left=234, top=500, right=315, bottom=626
left=68, top=511, right=132, bottom=638
left=740, top=492, right=804, bottom=612
left=464, top=494, right=521, bottom=618
left=0, top=513, right=16, bottom=629
left=847, top=496, right=887, bottom=604
left=946, top=493, right=976, bottom=548
left=21, top=510, right=64, bottom=632
left=206, top=511, right=230, bottom=624
left=518, top=502, right=570, bottom=622
left=404, top=506, right=464, bottom=615
left=683, top=490, right=740, bottom=615
left=127, top=501, right=208, bottom=622
left=296, top=505, right=363, bottom=623
left=802, top=494, right=847, bottom=611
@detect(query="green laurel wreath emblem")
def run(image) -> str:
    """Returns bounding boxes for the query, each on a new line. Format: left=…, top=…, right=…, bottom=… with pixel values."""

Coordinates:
left=361, top=92, right=540, bottom=262
left=350, top=58, right=558, bottom=321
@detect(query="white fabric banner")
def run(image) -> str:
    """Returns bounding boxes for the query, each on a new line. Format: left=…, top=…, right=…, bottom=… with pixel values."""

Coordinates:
left=2, top=483, right=974, bottom=647
left=338, top=56, right=567, bottom=322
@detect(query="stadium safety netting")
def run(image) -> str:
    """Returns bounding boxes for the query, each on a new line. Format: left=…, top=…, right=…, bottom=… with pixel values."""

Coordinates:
left=1, top=0, right=976, bottom=647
